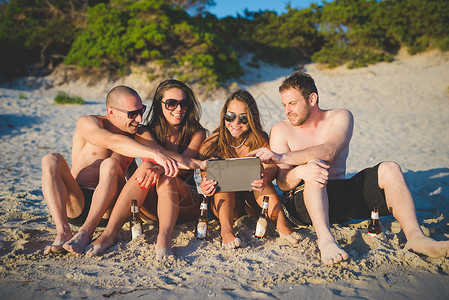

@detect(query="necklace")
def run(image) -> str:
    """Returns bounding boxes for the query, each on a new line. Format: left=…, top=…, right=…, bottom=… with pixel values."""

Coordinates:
left=230, top=138, right=247, bottom=149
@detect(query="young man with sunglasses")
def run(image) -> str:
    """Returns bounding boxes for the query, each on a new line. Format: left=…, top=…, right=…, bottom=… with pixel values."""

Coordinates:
left=248, top=71, right=449, bottom=265
left=41, top=85, right=180, bottom=255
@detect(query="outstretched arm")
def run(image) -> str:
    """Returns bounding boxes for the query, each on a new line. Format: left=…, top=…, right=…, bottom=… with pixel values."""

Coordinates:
left=248, top=109, right=353, bottom=166
left=76, top=116, right=180, bottom=176
left=136, top=128, right=207, bottom=170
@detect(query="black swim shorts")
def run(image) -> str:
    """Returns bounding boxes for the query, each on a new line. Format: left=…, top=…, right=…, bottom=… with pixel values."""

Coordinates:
left=67, top=188, right=109, bottom=227
left=280, top=163, right=389, bottom=226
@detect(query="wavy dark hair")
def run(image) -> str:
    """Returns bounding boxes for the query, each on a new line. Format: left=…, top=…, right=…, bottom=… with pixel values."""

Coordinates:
left=201, top=90, right=268, bottom=159
left=144, top=79, right=204, bottom=153
left=279, top=71, right=319, bottom=103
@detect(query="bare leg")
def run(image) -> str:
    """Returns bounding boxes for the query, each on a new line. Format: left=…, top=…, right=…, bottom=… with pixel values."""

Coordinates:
left=378, top=162, right=449, bottom=258
left=41, top=153, right=83, bottom=254
left=211, top=192, right=241, bottom=248
left=304, top=183, right=349, bottom=265
left=253, top=184, right=298, bottom=244
left=155, top=176, right=178, bottom=260
left=86, top=162, right=153, bottom=256
left=64, top=158, right=124, bottom=255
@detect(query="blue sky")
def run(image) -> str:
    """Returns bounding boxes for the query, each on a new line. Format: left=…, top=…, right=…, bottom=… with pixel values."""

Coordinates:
left=206, top=0, right=323, bottom=18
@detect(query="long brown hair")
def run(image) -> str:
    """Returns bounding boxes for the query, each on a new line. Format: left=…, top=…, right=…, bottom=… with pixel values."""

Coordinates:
left=145, top=79, right=204, bottom=153
left=201, top=90, right=267, bottom=159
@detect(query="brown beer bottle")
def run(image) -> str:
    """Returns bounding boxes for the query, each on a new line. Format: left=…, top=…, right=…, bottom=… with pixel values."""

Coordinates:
left=255, top=196, right=269, bottom=238
left=195, top=197, right=208, bottom=240
left=368, top=205, right=382, bottom=236
left=130, top=199, right=143, bottom=240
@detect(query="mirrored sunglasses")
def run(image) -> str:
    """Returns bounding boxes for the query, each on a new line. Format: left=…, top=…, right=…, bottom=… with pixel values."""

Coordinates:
left=162, top=99, right=189, bottom=111
left=224, top=112, right=249, bottom=125
left=113, top=105, right=146, bottom=119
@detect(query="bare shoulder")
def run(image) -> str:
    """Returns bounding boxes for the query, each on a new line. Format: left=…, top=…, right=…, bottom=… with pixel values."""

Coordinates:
left=327, top=108, right=353, bottom=121
left=76, top=115, right=104, bottom=129
left=271, top=119, right=292, bottom=135
left=193, top=127, right=207, bottom=141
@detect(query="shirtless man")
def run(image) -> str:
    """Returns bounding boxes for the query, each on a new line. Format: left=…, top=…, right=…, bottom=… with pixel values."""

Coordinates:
left=42, top=85, right=180, bottom=255
left=248, top=71, right=449, bottom=265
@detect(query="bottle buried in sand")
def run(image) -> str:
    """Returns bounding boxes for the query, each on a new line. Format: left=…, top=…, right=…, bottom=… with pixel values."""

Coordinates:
left=255, top=196, right=269, bottom=238
left=196, top=196, right=208, bottom=240
left=368, top=205, right=382, bottom=236
left=130, top=199, right=143, bottom=240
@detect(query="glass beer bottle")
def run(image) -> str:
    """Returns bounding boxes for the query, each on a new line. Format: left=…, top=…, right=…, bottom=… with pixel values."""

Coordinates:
left=130, top=199, right=143, bottom=240
left=255, top=196, right=269, bottom=238
left=368, top=205, right=382, bottom=236
left=196, top=197, right=208, bottom=240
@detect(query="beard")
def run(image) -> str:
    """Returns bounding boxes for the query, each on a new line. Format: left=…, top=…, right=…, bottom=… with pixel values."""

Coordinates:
left=288, top=103, right=311, bottom=126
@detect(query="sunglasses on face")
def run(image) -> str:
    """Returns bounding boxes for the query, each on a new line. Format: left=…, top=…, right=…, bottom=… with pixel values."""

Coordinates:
left=113, top=105, right=146, bottom=119
left=161, top=99, right=189, bottom=111
left=224, top=112, right=249, bottom=125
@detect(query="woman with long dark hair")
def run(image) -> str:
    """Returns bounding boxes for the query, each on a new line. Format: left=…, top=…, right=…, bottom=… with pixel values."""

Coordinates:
left=200, top=90, right=299, bottom=249
left=86, top=79, right=206, bottom=260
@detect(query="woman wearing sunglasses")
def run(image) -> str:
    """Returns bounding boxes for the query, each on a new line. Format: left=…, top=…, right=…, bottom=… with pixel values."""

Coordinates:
left=199, top=90, right=299, bottom=249
left=86, top=79, right=206, bottom=260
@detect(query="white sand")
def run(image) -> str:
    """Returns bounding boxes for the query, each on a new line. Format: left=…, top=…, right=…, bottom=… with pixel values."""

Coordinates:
left=0, top=50, right=448, bottom=299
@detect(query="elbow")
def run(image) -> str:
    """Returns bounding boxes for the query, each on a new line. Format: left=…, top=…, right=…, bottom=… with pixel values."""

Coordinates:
left=323, top=146, right=337, bottom=163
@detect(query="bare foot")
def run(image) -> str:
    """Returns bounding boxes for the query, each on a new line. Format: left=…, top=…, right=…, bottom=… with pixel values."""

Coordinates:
left=44, top=231, right=73, bottom=255
left=318, top=239, right=349, bottom=265
left=156, top=248, right=174, bottom=261
left=156, top=233, right=173, bottom=261
left=63, top=230, right=91, bottom=255
left=405, top=236, right=449, bottom=258
left=222, top=237, right=242, bottom=250
left=279, top=231, right=301, bottom=245
left=221, top=228, right=237, bottom=245
left=85, top=234, right=115, bottom=257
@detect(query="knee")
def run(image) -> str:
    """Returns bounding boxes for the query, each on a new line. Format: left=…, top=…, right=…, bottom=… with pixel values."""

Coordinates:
left=99, top=158, right=121, bottom=178
left=41, top=153, right=63, bottom=173
left=157, top=174, right=177, bottom=188
left=378, top=161, right=403, bottom=186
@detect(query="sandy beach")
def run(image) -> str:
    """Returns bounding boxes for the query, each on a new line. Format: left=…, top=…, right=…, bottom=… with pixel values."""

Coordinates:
left=0, top=50, right=448, bottom=299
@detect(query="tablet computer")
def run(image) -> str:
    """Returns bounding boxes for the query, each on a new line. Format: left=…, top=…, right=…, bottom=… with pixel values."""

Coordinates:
left=206, top=157, right=261, bottom=193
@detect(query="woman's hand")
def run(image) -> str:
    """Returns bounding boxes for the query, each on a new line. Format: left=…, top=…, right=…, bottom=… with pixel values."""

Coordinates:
left=135, top=165, right=165, bottom=190
left=200, top=177, right=217, bottom=197
left=251, top=171, right=267, bottom=192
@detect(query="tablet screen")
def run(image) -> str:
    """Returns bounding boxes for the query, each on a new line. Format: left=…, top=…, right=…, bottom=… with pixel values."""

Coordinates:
left=206, top=157, right=261, bottom=192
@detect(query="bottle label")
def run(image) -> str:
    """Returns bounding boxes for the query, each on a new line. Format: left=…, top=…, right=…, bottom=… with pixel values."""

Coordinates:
left=371, top=211, right=379, bottom=219
left=262, top=201, right=269, bottom=209
left=255, top=218, right=267, bottom=237
left=131, top=224, right=142, bottom=239
left=368, top=231, right=379, bottom=237
left=131, top=206, right=139, bottom=213
left=196, top=221, right=207, bottom=238
left=200, top=203, right=207, bottom=210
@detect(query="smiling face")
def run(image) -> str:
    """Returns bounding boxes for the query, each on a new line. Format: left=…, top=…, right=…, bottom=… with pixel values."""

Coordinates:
left=161, top=88, right=187, bottom=126
left=110, top=94, right=144, bottom=134
left=281, top=87, right=311, bottom=126
left=225, top=99, right=250, bottom=138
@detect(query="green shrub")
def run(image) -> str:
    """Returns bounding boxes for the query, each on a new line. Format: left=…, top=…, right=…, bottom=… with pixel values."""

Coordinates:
left=54, top=92, right=84, bottom=105
left=64, top=0, right=241, bottom=88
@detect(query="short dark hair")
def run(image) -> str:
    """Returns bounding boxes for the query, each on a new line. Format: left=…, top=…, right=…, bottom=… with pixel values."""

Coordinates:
left=279, top=71, right=319, bottom=102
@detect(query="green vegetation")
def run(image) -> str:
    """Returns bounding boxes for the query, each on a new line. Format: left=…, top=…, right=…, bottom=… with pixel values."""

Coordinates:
left=64, top=0, right=241, bottom=87
left=54, top=92, right=85, bottom=105
left=1, top=0, right=448, bottom=86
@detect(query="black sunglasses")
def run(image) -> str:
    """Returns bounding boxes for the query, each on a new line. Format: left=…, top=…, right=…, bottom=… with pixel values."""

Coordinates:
left=224, top=112, right=249, bottom=125
left=161, top=99, right=189, bottom=111
left=112, top=105, right=146, bottom=119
